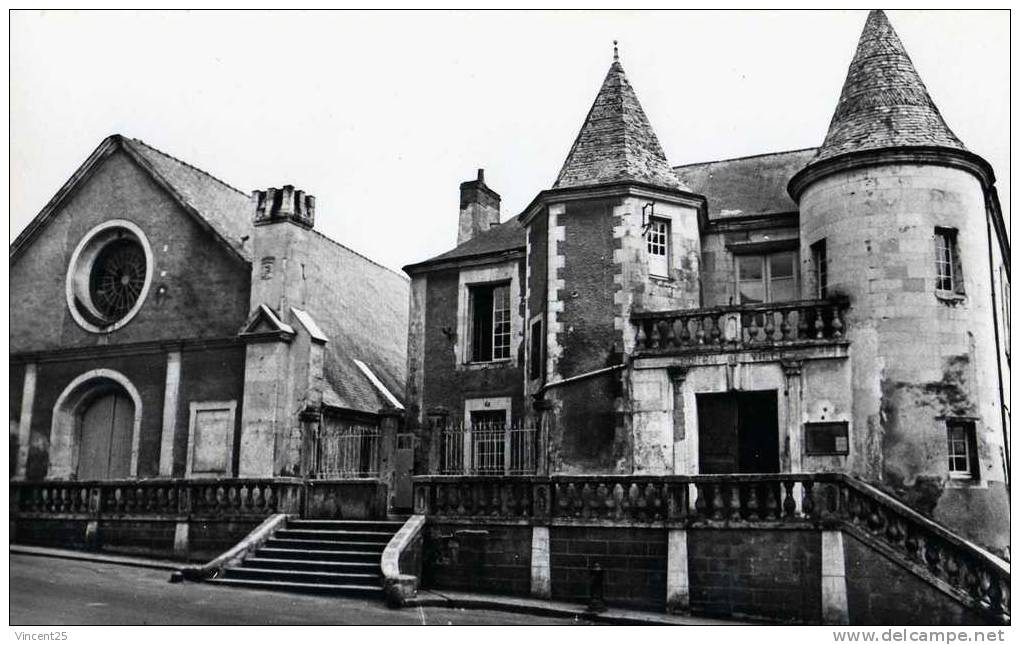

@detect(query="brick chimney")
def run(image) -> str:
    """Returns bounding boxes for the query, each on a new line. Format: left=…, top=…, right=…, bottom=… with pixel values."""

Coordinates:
left=254, top=185, right=316, bottom=229
left=458, top=169, right=500, bottom=245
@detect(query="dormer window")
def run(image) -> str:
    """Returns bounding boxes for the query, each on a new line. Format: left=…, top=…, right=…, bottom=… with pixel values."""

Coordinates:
left=647, top=217, right=670, bottom=278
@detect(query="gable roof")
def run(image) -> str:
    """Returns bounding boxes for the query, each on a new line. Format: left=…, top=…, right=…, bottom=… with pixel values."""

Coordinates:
left=403, top=217, right=525, bottom=273
left=810, top=10, right=966, bottom=165
left=553, top=51, right=683, bottom=191
left=674, top=148, right=816, bottom=219
left=11, top=134, right=254, bottom=263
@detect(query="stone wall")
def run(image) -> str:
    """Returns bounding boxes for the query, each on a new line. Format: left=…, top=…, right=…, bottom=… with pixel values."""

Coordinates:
left=423, top=523, right=533, bottom=596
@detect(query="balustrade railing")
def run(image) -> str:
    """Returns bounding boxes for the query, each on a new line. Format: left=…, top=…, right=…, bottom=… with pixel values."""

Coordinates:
left=10, top=478, right=305, bottom=519
left=411, top=472, right=1009, bottom=623
left=632, top=298, right=849, bottom=353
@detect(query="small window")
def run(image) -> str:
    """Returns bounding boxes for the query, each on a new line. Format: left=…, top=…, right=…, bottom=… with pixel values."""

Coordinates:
left=946, top=420, right=978, bottom=479
left=647, top=218, right=670, bottom=278
left=736, top=251, right=799, bottom=304
left=934, top=228, right=964, bottom=295
left=529, top=318, right=543, bottom=380
left=470, top=282, right=511, bottom=362
left=811, top=239, right=828, bottom=299
left=804, top=421, right=849, bottom=456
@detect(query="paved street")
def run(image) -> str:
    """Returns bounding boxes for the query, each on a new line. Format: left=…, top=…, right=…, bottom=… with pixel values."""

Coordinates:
left=9, top=554, right=592, bottom=626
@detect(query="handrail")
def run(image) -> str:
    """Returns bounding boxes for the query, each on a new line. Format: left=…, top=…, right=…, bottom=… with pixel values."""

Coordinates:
left=631, top=297, right=850, bottom=320
left=411, top=472, right=1009, bottom=623
left=381, top=514, right=426, bottom=608
left=175, top=513, right=290, bottom=582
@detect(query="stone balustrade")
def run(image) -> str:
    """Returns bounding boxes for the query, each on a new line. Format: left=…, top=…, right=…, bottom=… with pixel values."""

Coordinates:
left=10, top=478, right=305, bottom=520
left=632, top=298, right=850, bottom=354
left=411, top=473, right=1009, bottom=623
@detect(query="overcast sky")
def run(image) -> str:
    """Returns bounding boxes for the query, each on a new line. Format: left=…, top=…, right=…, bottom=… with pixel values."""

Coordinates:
left=10, top=10, right=1008, bottom=274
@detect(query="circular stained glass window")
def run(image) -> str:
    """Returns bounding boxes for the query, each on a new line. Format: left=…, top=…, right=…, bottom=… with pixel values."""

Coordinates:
left=66, top=221, right=153, bottom=333
left=89, top=239, right=147, bottom=320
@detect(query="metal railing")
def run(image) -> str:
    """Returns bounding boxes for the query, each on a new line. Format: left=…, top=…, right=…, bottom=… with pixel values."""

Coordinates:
left=440, top=422, right=538, bottom=476
left=632, top=297, right=850, bottom=354
left=314, top=424, right=380, bottom=479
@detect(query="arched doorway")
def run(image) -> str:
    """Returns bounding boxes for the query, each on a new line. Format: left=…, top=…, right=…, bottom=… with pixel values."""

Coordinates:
left=77, top=389, right=135, bottom=480
left=49, top=369, right=143, bottom=480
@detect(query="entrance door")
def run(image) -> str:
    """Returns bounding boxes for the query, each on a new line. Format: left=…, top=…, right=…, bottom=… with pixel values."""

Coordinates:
left=696, top=391, right=779, bottom=474
left=78, top=391, right=133, bottom=480
left=393, top=432, right=415, bottom=510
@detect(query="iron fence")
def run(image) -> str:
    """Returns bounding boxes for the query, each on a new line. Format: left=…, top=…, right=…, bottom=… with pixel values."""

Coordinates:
left=314, top=424, right=380, bottom=478
left=440, top=422, right=538, bottom=476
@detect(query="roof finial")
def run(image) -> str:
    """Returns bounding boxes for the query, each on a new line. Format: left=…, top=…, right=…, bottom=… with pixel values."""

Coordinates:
left=613, top=39, right=619, bottom=62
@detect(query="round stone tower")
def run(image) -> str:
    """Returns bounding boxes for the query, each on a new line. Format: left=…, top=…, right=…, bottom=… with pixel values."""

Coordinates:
left=788, top=11, right=1009, bottom=550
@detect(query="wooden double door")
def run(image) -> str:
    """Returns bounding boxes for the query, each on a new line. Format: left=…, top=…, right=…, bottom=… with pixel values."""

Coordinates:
left=77, top=391, right=134, bottom=480
left=696, top=391, right=780, bottom=474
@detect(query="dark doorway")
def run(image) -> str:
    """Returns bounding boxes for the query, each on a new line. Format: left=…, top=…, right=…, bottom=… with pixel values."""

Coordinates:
left=696, top=391, right=779, bottom=474
left=78, top=390, right=134, bottom=480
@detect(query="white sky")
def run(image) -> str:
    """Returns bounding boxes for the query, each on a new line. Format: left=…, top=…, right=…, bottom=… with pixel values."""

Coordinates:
left=10, top=10, right=1009, bottom=274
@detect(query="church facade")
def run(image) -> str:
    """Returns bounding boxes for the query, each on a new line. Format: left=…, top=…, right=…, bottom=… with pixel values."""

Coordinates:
left=403, top=10, right=1010, bottom=552
left=10, top=135, right=409, bottom=490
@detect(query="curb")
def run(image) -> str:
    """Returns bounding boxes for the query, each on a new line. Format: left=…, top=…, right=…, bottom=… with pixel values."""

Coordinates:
left=406, top=592, right=709, bottom=626
left=11, top=546, right=184, bottom=572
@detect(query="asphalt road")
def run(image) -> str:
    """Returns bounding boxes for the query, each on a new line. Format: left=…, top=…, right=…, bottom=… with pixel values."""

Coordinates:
left=9, top=554, right=592, bottom=626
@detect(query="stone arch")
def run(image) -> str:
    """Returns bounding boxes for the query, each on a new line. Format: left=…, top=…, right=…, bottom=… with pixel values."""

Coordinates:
left=48, top=368, right=143, bottom=480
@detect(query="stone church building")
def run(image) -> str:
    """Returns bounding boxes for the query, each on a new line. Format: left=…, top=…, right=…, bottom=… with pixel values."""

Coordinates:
left=10, top=135, right=409, bottom=487
left=403, top=10, right=1010, bottom=552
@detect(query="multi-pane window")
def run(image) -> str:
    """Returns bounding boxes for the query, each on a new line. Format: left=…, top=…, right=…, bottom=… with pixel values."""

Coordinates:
left=811, top=239, right=828, bottom=299
left=947, top=420, right=978, bottom=479
left=470, top=282, right=511, bottom=362
left=935, top=228, right=964, bottom=295
left=736, top=251, right=798, bottom=304
left=647, top=218, right=670, bottom=277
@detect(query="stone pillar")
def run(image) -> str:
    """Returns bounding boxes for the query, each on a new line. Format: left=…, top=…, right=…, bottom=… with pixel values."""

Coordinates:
left=173, top=522, right=190, bottom=559
left=782, top=359, right=804, bottom=472
left=666, top=528, right=690, bottom=613
left=298, top=407, right=321, bottom=477
left=378, top=407, right=402, bottom=510
left=424, top=408, right=449, bottom=475
left=668, top=366, right=687, bottom=475
left=530, top=526, right=551, bottom=599
left=821, top=530, right=850, bottom=625
left=159, top=350, right=182, bottom=477
left=14, top=362, right=36, bottom=480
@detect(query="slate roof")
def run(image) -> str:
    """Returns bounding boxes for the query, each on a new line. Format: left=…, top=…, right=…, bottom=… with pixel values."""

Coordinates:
left=674, top=149, right=817, bottom=219
left=123, top=137, right=255, bottom=261
left=811, top=10, right=966, bottom=165
left=553, top=51, right=684, bottom=191
left=403, top=217, right=525, bottom=272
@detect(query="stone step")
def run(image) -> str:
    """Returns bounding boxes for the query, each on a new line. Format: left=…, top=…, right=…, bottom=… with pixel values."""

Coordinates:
left=206, top=577, right=380, bottom=597
left=255, top=547, right=381, bottom=563
left=287, top=519, right=405, bottom=532
left=263, top=538, right=387, bottom=553
left=222, top=566, right=379, bottom=586
left=274, top=529, right=394, bottom=543
left=243, top=557, right=381, bottom=574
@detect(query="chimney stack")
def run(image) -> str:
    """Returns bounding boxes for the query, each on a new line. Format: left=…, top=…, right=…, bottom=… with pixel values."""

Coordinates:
left=458, top=169, right=500, bottom=245
left=253, top=185, right=316, bottom=229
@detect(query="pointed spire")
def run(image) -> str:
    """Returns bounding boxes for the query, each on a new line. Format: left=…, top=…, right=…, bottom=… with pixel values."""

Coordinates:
left=553, top=45, right=683, bottom=191
left=811, top=10, right=966, bottom=164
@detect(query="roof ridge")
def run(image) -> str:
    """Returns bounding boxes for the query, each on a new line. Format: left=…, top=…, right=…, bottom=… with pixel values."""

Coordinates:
left=673, top=147, right=818, bottom=169
left=309, top=228, right=409, bottom=282
left=127, top=137, right=251, bottom=198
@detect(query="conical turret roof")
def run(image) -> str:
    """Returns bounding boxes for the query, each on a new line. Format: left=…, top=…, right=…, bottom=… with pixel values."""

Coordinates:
left=812, top=10, right=966, bottom=164
left=553, top=47, right=683, bottom=191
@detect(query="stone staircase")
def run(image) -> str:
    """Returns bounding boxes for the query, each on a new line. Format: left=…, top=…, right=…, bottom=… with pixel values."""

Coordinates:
left=206, top=518, right=406, bottom=596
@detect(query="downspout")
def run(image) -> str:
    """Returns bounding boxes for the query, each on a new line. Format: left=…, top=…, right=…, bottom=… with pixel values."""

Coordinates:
left=983, top=186, right=1009, bottom=493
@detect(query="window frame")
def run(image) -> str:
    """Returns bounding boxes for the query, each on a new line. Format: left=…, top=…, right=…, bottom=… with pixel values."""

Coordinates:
left=468, top=281, right=512, bottom=364
left=934, top=227, right=965, bottom=297
left=811, top=239, right=828, bottom=299
left=735, top=250, right=800, bottom=304
left=646, top=216, right=671, bottom=279
left=946, top=419, right=979, bottom=480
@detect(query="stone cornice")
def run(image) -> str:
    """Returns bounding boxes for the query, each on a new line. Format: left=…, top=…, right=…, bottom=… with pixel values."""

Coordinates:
left=518, top=181, right=709, bottom=230
left=403, top=248, right=525, bottom=276
left=10, top=336, right=244, bottom=364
